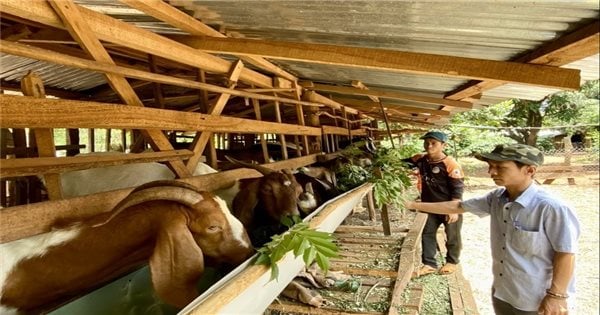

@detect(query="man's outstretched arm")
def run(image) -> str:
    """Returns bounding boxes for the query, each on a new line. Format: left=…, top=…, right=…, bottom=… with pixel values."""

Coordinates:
left=405, top=200, right=465, bottom=215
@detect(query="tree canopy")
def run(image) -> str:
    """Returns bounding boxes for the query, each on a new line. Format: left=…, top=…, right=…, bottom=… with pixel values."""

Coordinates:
left=451, top=79, right=599, bottom=147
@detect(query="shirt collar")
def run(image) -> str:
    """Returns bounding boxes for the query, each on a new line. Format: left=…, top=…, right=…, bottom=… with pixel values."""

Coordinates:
left=499, top=182, right=538, bottom=208
left=513, top=182, right=539, bottom=208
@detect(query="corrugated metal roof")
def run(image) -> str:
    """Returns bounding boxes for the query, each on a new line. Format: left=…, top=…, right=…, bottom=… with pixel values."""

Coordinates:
left=1, top=0, right=598, bottom=121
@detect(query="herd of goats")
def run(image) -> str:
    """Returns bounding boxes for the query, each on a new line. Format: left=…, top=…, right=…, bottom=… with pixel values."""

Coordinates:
left=0, top=140, right=377, bottom=314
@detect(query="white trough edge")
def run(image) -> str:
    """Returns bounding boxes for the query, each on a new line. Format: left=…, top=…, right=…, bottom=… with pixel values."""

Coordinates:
left=179, top=183, right=373, bottom=315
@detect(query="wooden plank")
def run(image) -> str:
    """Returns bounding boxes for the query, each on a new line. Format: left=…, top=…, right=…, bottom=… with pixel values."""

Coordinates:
left=446, top=20, right=599, bottom=100
left=446, top=265, right=480, bottom=315
left=322, top=125, right=351, bottom=136
left=402, top=285, right=424, bottom=312
left=48, top=0, right=190, bottom=177
left=268, top=302, right=384, bottom=315
left=333, top=97, right=453, bottom=116
left=0, top=95, right=322, bottom=136
left=388, top=213, right=428, bottom=315
left=537, top=164, right=598, bottom=173
left=335, top=225, right=409, bottom=234
left=176, top=36, right=581, bottom=90
left=307, top=83, right=472, bottom=109
left=332, top=267, right=398, bottom=278
left=0, top=154, right=320, bottom=244
left=0, top=150, right=193, bottom=178
left=20, top=71, right=63, bottom=200
left=0, top=40, right=321, bottom=108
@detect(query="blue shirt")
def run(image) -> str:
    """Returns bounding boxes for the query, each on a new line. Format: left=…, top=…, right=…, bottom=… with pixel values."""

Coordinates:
left=462, top=183, right=580, bottom=311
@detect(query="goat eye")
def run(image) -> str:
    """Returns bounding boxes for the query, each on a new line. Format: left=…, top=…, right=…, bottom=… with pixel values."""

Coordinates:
left=261, top=185, right=273, bottom=193
left=207, top=225, right=222, bottom=232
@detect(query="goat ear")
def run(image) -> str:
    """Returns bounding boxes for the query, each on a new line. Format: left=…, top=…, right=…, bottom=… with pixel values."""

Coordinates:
left=149, top=217, right=204, bottom=308
left=232, top=180, right=260, bottom=228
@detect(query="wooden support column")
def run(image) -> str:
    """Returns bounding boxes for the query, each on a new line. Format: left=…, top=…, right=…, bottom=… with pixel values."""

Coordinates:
left=48, top=0, right=190, bottom=177
left=251, top=96, right=270, bottom=163
left=21, top=72, right=62, bottom=200
left=186, top=60, right=244, bottom=172
left=66, top=128, right=80, bottom=156
left=272, top=97, right=288, bottom=160
left=148, top=55, right=165, bottom=109
left=105, top=129, right=111, bottom=151
left=88, top=128, right=95, bottom=152
left=121, top=129, right=127, bottom=152
left=366, top=189, right=377, bottom=221
left=292, top=81, right=310, bottom=156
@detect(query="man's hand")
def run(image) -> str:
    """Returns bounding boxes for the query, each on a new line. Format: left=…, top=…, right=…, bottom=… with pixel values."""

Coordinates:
left=538, top=295, right=568, bottom=314
left=445, top=213, right=459, bottom=223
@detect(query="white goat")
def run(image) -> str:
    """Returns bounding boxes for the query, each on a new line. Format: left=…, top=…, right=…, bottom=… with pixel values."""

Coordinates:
left=60, top=153, right=217, bottom=198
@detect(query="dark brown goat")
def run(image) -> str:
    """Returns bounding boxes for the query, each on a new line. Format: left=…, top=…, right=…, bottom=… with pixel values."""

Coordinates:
left=225, top=156, right=303, bottom=246
left=0, top=180, right=254, bottom=313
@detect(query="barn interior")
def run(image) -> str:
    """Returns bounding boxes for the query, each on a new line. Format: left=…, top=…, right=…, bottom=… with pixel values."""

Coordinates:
left=0, top=1, right=598, bottom=314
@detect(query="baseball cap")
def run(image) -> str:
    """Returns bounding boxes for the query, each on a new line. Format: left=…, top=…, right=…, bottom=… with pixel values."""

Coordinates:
left=475, top=144, right=544, bottom=166
left=420, top=131, right=448, bottom=143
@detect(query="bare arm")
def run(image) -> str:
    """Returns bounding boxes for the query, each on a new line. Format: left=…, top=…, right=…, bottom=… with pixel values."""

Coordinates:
left=538, top=252, right=575, bottom=314
left=446, top=198, right=462, bottom=223
left=405, top=200, right=464, bottom=215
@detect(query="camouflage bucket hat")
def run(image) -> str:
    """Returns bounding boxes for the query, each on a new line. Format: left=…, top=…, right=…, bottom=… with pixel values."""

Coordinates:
left=475, top=144, right=544, bottom=166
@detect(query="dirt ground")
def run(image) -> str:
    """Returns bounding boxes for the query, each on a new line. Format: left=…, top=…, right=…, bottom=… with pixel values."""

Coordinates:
left=460, top=163, right=599, bottom=314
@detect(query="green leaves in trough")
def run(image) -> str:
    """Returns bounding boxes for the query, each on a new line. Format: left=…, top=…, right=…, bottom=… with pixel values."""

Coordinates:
left=254, top=216, right=339, bottom=281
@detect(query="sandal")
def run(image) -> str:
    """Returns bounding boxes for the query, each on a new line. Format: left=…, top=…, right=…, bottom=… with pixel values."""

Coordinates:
left=411, top=265, right=437, bottom=278
left=439, top=263, right=458, bottom=275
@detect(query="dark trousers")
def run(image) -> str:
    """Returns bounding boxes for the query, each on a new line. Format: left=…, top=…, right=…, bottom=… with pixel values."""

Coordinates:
left=421, top=213, right=462, bottom=268
left=492, top=295, right=538, bottom=315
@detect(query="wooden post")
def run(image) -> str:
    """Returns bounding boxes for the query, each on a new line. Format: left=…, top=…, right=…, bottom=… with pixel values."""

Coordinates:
left=563, top=137, right=576, bottom=185
left=251, top=96, right=269, bottom=163
left=21, top=71, right=62, bottom=200
left=381, top=204, right=392, bottom=236
left=66, top=128, right=80, bottom=156
left=366, top=189, right=377, bottom=221
left=273, top=96, right=288, bottom=160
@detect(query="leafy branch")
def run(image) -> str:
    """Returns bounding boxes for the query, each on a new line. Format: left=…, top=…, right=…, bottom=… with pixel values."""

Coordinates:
left=254, top=216, right=339, bottom=281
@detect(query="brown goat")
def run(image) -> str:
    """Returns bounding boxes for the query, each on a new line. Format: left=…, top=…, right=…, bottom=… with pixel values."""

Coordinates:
left=225, top=156, right=303, bottom=246
left=0, top=180, right=254, bottom=313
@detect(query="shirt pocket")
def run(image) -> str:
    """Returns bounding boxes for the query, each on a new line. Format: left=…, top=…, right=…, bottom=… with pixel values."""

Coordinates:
left=510, top=229, right=543, bottom=256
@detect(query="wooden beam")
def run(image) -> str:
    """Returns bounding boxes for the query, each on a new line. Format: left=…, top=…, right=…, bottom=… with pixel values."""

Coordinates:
left=0, top=0, right=273, bottom=87
left=332, top=97, right=451, bottom=116
left=187, top=60, right=244, bottom=172
left=446, top=20, right=599, bottom=100
left=1, top=150, right=193, bottom=178
left=351, top=80, right=380, bottom=103
left=0, top=40, right=322, bottom=108
left=119, top=0, right=297, bottom=82
left=304, top=82, right=473, bottom=109
left=0, top=95, right=322, bottom=136
left=48, top=0, right=190, bottom=178
left=174, top=36, right=581, bottom=90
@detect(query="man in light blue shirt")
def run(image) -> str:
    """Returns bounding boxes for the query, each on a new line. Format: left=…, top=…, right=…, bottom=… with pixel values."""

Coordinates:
left=406, top=144, right=580, bottom=315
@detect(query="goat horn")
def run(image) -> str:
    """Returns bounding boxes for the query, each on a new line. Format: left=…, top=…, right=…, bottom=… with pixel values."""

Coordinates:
left=225, top=155, right=273, bottom=175
left=92, top=184, right=205, bottom=227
